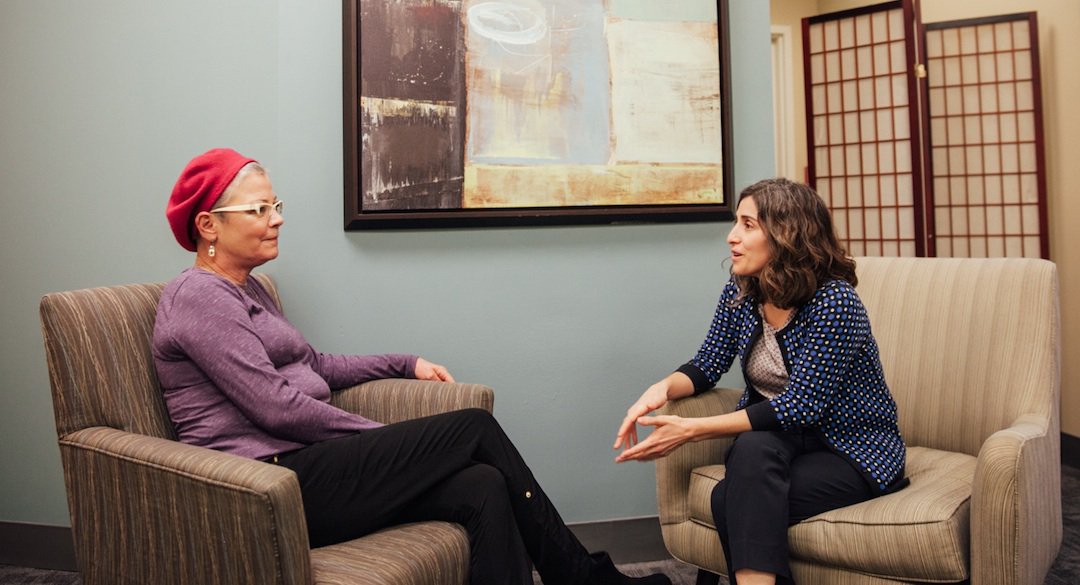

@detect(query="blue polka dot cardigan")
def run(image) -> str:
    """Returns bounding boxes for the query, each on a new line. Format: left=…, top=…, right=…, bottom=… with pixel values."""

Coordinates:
left=676, top=277, right=908, bottom=493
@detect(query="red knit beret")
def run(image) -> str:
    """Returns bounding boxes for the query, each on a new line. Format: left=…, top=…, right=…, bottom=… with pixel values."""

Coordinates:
left=166, top=148, right=258, bottom=251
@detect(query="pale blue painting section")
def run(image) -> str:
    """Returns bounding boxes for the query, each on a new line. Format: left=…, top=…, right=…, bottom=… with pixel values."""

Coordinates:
left=561, top=3, right=612, bottom=166
left=608, top=0, right=717, bottom=22
left=465, top=0, right=611, bottom=165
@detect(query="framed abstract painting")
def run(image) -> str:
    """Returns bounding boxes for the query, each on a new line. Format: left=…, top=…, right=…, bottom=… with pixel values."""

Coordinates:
left=343, top=0, right=733, bottom=229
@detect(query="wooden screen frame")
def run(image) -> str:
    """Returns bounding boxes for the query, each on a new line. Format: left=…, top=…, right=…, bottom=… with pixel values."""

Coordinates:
left=920, top=12, right=1049, bottom=259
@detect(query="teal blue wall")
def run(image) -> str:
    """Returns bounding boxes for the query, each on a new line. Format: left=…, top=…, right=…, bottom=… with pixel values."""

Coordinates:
left=0, top=0, right=773, bottom=526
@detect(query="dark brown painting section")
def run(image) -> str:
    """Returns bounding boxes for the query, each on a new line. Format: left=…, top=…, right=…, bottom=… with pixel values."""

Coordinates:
left=359, top=0, right=465, bottom=211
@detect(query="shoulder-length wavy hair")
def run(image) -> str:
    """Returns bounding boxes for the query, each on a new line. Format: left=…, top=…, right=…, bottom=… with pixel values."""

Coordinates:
left=733, top=178, right=857, bottom=309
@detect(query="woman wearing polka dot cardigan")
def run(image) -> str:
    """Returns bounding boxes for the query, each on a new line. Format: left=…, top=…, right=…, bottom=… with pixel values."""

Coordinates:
left=614, top=178, right=908, bottom=585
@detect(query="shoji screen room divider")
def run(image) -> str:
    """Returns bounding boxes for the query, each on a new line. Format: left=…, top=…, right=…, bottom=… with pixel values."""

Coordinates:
left=803, top=1, right=1048, bottom=259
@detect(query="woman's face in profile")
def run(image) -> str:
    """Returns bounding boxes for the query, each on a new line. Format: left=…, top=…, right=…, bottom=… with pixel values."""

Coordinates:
left=213, top=173, right=283, bottom=268
left=727, top=196, right=770, bottom=277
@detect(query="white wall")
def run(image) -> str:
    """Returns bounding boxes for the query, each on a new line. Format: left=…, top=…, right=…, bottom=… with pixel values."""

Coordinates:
left=0, top=1, right=774, bottom=526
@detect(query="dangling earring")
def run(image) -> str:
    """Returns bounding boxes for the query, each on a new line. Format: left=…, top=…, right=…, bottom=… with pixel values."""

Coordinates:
left=208, top=242, right=216, bottom=258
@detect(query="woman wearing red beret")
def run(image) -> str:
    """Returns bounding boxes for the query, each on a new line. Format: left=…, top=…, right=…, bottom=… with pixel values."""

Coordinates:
left=154, top=148, right=670, bottom=585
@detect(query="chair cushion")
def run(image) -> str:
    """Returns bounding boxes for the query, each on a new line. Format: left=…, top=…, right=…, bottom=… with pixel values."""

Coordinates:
left=687, top=446, right=974, bottom=582
left=311, top=521, right=469, bottom=585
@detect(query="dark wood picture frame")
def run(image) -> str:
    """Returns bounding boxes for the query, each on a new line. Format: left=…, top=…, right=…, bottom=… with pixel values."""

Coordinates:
left=343, top=0, right=734, bottom=229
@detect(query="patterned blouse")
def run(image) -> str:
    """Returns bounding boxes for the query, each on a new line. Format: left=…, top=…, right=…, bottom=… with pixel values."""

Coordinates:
left=744, top=305, right=793, bottom=400
left=676, top=277, right=908, bottom=493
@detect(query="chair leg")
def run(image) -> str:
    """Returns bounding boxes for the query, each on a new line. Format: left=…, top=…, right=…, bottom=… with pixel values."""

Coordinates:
left=696, top=568, right=722, bottom=585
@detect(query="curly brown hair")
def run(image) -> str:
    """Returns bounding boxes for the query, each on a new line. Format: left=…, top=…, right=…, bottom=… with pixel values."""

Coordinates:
left=733, top=178, right=857, bottom=309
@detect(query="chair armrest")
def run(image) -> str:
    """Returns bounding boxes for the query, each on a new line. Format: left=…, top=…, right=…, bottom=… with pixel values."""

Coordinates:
left=331, top=378, right=495, bottom=424
left=654, top=387, right=743, bottom=525
left=59, top=427, right=312, bottom=585
left=970, top=414, right=1062, bottom=585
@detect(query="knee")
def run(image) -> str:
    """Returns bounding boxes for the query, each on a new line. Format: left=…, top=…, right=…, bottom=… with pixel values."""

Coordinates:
left=462, top=462, right=504, bottom=486
left=726, top=431, right=788, bottom=479
left=456, top=407, right=497, bottom=428
left=730, top=431, right=781, bottom=456
left=456, top=464, right=510, bottom=509
left=455, top=407, right=508, bottom=440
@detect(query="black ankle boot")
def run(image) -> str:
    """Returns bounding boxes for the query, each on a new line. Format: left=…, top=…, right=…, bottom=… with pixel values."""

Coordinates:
left=587, top=551, right=673, bottom=585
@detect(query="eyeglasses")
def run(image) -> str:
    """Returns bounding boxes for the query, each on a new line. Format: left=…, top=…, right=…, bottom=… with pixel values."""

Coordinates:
left=212, top=200, right=284, bottom=219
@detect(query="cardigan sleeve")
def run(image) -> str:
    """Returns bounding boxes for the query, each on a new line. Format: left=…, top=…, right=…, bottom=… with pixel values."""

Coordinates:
left=744, top=400, right=782, bottom=430
left=680, top=279, right=744, bottom=394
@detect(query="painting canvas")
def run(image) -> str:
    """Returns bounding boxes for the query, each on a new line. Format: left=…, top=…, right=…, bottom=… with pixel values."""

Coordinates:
left=344, top=0, right=732, bottom=228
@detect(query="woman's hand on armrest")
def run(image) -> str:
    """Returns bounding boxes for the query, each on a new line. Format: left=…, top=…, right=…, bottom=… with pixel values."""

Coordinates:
left=414, top=357, right=455, bottom=382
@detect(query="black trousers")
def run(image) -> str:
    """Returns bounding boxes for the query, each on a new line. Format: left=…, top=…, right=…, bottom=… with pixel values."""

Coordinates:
left=710, top=430, right=874, bottom=584
left=276, top=408, right=592, bottom=585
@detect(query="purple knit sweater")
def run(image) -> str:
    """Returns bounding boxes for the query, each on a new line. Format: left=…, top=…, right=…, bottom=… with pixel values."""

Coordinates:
left=152, top=268, right=417, bottom=460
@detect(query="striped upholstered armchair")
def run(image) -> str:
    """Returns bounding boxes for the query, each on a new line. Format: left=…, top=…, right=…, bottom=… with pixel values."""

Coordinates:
left=655, top=257, right=1062, bottom=585
left=39, top=274, right=491, bottom=585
